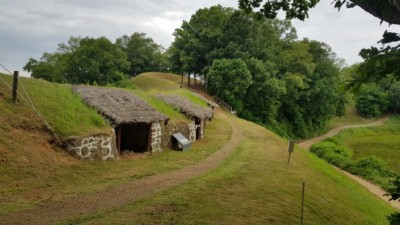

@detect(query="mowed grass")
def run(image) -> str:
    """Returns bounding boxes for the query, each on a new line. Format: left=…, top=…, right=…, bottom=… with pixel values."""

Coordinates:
left=131, top=72, right=209, bottom=108
left=0, top=73, right=108, bottom=136
left=130, top=89, right=189, bottom=121
left=0, top=108, right=231, bottom=214
left=57, top=115, right=395, bottom=225
left=131, top=72, right=181, bottom=91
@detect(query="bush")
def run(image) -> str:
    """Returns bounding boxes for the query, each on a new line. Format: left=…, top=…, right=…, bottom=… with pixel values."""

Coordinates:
left=311, top=140, right=398, bottom=190
left=311, top=141, right=351, bottom=168
left=346, top=156, right=396, bottom=179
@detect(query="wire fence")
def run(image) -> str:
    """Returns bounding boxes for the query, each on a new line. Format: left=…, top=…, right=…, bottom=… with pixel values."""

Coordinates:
left=0, top=61, right=59, bottom=143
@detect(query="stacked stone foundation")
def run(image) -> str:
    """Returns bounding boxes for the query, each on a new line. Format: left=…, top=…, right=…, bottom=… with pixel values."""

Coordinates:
left=64, top=132, right=118, bottom=161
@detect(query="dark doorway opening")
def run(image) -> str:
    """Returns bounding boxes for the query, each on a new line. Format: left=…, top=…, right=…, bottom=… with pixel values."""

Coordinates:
left=116, top=123, right=150, bottom=152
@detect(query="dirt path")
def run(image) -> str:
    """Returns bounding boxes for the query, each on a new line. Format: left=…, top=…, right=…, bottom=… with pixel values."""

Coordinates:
left=0, top=109, right=243, bottom=225
left=297, top=116, right=400, bottom=210
left=298, top=116, right=390, bottom=150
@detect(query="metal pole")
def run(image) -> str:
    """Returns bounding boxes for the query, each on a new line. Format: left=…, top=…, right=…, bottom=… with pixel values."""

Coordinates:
left=301, top=181, right=305, bottom=225
left=12, top=71, right=19, bottom=103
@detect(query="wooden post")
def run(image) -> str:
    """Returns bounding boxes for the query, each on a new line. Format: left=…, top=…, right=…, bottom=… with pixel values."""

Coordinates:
left=147, top=123, right=153, bottom=152
left=116, top=126, right=122, bottom=154
left=181, top=73, right=183, bottom=88
left=301, top=181, right=305, bottom=225
left=12, top=71, right=18, bottom=103
left=187, top=72, right=191, bottom=86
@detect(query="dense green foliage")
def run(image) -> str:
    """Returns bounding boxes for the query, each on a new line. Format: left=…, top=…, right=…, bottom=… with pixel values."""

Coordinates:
left=207, top=59, right=252, bottom=112
left=24, top=33, right=169, bottom=85
left=116, top=32, right=169, bottom=76
left=388, top=82, right=400, bottom=113
left=24, top=37, right=130, bottom=85
left=355, top=84, right=389, bottom=117
left=354, top=31, right=400, bottom=87
left=170, top=6, right=346, bottom=138
left=238, top=0, right=400, bottom=26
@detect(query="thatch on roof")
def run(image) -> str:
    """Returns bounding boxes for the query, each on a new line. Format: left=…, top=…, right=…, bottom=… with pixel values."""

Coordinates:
left=155, top=94, right=213, bottom=120
left=73, top=85, right=169, bottom=125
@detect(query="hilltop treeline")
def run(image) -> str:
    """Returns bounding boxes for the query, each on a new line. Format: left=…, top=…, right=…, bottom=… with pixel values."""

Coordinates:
left=24, top=33, right=169, bottom=85
left=169, top=6, right=346, bottom=138
left=25, top=5, right=347, bottom=138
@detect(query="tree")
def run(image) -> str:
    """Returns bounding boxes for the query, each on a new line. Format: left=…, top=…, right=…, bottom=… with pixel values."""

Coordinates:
left=238, top=0, right=400, bottom=84
left=388, top=82, right=400, bottom=114
left=238, top=0, right=400, bottom=25
left=24, top=52, right=68, bottom=83
left=170, top=5, right=233, bottom=84
left=24, top=36, right=130, bottom=85
left=355, top=84, right=389, bottom=117
left=206, top=58, right=252, bottom=111
left=116, top=32, right=168, bottom=76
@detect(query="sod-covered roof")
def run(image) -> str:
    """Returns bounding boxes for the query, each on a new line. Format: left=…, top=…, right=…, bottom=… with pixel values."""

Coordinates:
left=155, top=94, right=213, bottom=120
left=73, top=85, right=168, bottom=125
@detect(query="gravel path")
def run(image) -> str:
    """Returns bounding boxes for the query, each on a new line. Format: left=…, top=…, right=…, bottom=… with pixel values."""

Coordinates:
left=297, top=116, right=400, bottom=210
left=0, top=109, right=243, bottom=225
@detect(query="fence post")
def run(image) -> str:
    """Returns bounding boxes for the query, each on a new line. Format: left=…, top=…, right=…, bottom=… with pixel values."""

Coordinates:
left=12, top=71, right=19, bottom=103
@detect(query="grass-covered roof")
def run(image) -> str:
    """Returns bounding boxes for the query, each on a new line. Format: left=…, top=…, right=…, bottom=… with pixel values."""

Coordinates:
left=73, top=85, right=168, bottom=125
left=155, top=94, right=213, bottom=120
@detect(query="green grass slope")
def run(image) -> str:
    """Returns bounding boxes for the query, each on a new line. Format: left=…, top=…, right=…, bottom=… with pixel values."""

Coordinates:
left=58, top=115, right=395, bottom=225
left=0, top=73, right=108, bottom=136
left=131, top=72, right=209, bottom=108
left=0, top=72, right=397, bottom=224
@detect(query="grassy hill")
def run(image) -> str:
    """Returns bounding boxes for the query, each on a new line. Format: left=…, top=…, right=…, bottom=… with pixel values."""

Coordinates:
left=0, top=72, right=397, bottom=224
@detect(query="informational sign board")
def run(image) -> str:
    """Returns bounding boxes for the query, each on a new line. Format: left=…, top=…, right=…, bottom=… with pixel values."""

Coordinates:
left=172, top=133, right=191, bottom=151
left=288, top=140, right=295, bottom=153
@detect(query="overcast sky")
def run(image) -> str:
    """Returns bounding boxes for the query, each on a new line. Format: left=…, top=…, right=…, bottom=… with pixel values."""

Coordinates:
left=0, top=0, right=398, bottom=76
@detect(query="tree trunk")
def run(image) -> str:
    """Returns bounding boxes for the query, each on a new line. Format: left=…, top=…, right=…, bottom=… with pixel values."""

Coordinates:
left=187, top=72, right=191, bottom=86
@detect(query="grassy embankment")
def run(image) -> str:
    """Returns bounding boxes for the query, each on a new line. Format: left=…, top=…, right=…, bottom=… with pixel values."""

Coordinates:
left=328, top=98, right=382, bottom=129
left=312, top=114, right=400, bottom=190
left=0, top=72, right=397, bottom=224
left=58, top=113, right=395, bottom=225
left=0, top=73, right=229, bottom=213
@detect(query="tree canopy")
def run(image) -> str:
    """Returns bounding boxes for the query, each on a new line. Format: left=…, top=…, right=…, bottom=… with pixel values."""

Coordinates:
left=24, top=33, right=169, bottom=85
left=169, top=6, right=346, bottom=138
left=116, top=32, right=168, bottom=76
left=24, top=36, right=130, bottom=85
left=238, top=0, right=400, bottom=25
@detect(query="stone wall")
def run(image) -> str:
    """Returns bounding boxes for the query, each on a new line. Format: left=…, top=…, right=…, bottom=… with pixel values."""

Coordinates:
left=188, top=120, right=196, bottom=142
left=64, top=132, right=117, bottom=161
left=161, top=120, right=196, bottom=149
left=150, top=122, right=162, bottom=152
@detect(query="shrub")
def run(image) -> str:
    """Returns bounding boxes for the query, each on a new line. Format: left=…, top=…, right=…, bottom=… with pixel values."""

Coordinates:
left=346, top=156, right=396, bottom=178
left=311, top=141, right=351, bottom=168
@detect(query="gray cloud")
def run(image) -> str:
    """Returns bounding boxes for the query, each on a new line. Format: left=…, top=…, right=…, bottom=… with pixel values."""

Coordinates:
left=0, top=0, right=397, bottom=76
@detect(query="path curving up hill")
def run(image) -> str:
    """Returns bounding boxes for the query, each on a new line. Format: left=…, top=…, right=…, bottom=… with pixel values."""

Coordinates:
left=298, top=116, right=400, bottom=210
left=0, top=109, right=243, bottom=225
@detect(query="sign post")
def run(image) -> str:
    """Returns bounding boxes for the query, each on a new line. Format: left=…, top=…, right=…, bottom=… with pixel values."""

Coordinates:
left=287, top=140, right=294, bottom=164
